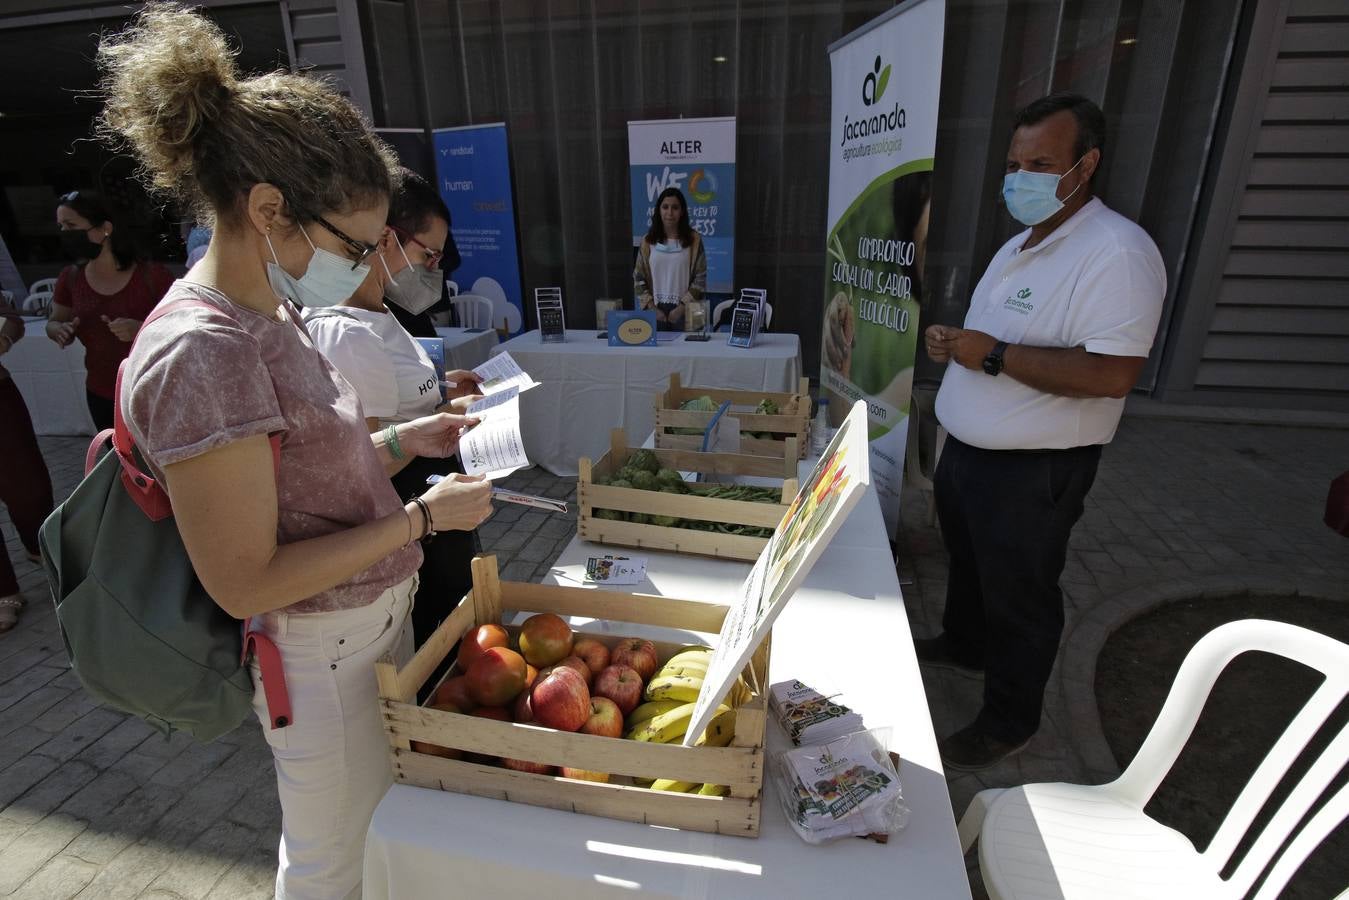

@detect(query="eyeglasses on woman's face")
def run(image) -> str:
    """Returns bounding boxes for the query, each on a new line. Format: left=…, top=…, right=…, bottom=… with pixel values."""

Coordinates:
left=311, top=215, right=380, bottom=270
left=391, top=226, right=444, bottom=270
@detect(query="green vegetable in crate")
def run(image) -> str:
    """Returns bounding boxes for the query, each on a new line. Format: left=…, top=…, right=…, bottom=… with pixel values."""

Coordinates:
left=629, top=470, right=658, bottom=491
left=629, top=449, right=661, bottom=474
left=594, top=474, right=612, bottom=486
left=681, top=395, right=717, bottom=413
left=630, top=513, right=651, bottom=525
left=616, top=466, right=642, bottom=484
left=610, top=479, right=633, bottom=490
left=650, top=513, right=679, bottom=527
left=655, top=468, right=686, bottom=490
left=755, top=398, right=779, bottom=416
left=594, top=509, right=624, bottom=521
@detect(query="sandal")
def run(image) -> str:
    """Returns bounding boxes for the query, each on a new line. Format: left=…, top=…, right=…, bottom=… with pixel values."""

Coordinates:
left=0, top=594, right=24, bottom=633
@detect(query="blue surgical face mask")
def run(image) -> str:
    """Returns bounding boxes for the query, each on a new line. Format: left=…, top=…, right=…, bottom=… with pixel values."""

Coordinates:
left=1002, top=155, right=1086, bottom=227
left=265, top=226, right=371, bottom=308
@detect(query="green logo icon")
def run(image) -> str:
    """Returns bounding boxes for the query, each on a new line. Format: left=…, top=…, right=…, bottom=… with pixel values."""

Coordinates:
left=1017, top=288, right=1032, bottom=299
left=862, top=56, right=891, bottom=107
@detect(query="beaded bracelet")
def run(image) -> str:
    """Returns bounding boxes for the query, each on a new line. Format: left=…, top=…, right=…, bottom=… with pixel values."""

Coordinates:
left=383, top=424, right=405, bottom=461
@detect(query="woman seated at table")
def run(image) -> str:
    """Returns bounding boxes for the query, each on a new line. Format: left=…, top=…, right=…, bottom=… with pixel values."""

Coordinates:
left=45, top=190, right=174, bottom=431
left=303, top=169, right=486, bottom=654
left=633, top=187, right=706, bottom=330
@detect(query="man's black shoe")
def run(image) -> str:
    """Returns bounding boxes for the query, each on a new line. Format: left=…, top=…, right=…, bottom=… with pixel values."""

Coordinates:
left=939, top=724, right=1031, bottom=772
left=913, top=634, right=984, bottom=677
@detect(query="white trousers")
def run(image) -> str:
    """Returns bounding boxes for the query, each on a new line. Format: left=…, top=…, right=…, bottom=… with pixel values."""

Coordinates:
left=249, top=576, right=416, bottom=900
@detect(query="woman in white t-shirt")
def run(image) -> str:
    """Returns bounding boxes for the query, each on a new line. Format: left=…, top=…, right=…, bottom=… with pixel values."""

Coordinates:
left=305, top=170, right=486, bottom=659
left=633, top=187, right=707, bottom=330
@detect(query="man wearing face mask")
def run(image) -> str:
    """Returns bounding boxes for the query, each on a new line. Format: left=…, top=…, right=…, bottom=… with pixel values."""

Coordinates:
left=303, top=169, right=485, bottom=659
left=918, top=93, right=1165, bottom=771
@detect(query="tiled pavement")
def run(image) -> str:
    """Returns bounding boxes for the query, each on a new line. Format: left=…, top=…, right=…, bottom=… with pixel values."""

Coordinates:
left=1, top=415, right=1346, bottom=898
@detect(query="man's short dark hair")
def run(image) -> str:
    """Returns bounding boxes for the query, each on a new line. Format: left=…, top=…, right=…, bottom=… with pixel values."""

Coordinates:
left=388, top=168, right=451, bottom=236
left=1012, top=92, right=1106, bottom=162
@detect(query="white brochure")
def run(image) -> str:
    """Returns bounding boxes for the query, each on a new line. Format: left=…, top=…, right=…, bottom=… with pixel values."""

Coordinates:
left=473, top=352, right=540, bottom=396
left=460, top=389, right=529, bottom=480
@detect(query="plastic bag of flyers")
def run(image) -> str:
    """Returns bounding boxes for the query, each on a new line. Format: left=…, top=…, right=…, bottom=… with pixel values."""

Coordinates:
left=772, top=728, right=909, bottom=845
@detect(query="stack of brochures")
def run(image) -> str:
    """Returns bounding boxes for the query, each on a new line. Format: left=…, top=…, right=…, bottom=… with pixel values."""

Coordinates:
left=774, top=729, right=908, bottom=844
left=769, top=679, right=864, bottom=746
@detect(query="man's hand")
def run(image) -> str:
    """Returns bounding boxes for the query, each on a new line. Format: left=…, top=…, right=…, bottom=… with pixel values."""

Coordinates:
left=926, top=325, right=997, bottom=370
left=103, top=316, right=140, bottom=342
left=443, top=369, right=483, bottom=401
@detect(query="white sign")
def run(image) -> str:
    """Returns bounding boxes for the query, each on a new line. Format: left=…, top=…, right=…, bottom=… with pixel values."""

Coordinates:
left=683, top=400, right=872, bottom=744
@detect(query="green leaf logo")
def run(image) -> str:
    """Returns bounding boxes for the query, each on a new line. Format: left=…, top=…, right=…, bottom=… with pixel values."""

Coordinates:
left=875, top=64, right=891, bottom=102
left=1017, top=288, right=1032, bottom=299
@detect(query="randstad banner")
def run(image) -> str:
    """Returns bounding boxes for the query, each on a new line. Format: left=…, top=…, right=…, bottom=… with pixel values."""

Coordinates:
left=821, top=0, right=944, bottom=537
left=432, top=123, right=525, bottom=334
left=627, top=117, right=736, bottom=296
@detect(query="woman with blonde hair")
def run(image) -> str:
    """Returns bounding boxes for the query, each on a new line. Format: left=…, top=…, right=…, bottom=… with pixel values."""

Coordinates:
left=97, top=5, right=492, bottom=897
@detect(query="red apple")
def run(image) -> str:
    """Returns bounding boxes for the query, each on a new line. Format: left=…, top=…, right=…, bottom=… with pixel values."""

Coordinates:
left=458, top=624, right=510, bottom=671
left=560, top=767, right=609, bottom=783
left=466, top=646, right=527, bottom=707
left=512, top=688, right=534, bottom=724
left=529, top=666, right=591, bottom=732
left=519, top=613, right=574, bottom=667
left=502, top=757, right=556, bottom=775
left=579, top=696, right=624, bottom=739
left=572, top=638, right=610, bottom=677
left=611, top=638, right=658, bottom=681
left=431, top=676, right=475, bottom=712
left=592, top=664, right=644, bottom=716
left=540, top=656, right=592, bottom=688
left=410, top=702, right=461, bottom=758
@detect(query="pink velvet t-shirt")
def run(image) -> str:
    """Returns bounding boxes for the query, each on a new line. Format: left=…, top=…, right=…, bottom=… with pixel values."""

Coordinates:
left=122, top=281, right=421, bottom=614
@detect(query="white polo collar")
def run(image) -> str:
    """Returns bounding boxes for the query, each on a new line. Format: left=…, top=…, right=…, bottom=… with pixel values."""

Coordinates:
left=1013, top=196, right=1104, bottom=256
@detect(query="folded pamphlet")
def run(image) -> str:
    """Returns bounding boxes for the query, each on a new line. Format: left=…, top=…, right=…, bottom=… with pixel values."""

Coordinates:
left=773, top=729, right=908, bottom=845
left=769, top=679, right=865, bottom=746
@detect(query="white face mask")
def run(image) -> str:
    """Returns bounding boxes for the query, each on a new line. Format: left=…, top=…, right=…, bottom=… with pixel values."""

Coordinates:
left=265, top=226, right=371, bottom=308
left=381, top=236, right=443, bottom=315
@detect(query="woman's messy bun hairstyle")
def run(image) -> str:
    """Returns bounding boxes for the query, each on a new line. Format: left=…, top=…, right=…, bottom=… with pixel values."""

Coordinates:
left=97, top=2, right=398, bottom=227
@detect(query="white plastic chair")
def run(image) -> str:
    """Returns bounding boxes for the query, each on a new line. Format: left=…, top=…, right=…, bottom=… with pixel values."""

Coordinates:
left=958, top=619, right=1349, bottom=900
left=445, top=279, right=459, bottom=297
left=451, top=294, right=494, bottom=329
left=28, top=277, right=57, bottom=296
left=23, top=290, right=53, bottom=316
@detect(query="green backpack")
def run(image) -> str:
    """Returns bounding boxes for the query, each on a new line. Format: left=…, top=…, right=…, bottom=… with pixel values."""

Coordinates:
left=39, top=298, right=290, bottom=742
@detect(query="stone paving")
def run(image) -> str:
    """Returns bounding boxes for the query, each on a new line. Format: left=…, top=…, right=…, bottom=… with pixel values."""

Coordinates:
left=1, top=415, right=1346, bottom=898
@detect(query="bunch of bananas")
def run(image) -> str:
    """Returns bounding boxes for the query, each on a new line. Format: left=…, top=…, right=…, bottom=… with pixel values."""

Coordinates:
left=624, top=646, right=752, bottom=795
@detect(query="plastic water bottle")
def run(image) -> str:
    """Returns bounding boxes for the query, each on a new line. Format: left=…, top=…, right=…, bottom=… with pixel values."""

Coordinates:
left=811, top=397, right=831, bottom=456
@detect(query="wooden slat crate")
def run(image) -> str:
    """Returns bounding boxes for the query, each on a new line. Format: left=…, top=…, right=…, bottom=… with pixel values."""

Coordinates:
left=375, top=556, right=770, bottom=836
left=577, top=428, right=798, bottom=562
left=654, top=373, right=812, bottom=460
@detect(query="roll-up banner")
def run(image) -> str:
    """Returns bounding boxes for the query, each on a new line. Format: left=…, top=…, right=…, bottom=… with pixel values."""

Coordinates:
left=627, top=117, right=736, bottom=297
left=821, top=0, right=945, bottom=538
left=433, top=123, right=526, bottom=335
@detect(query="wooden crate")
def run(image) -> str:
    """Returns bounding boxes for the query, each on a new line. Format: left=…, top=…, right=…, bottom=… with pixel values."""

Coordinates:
left=654, top=373, right=812, bottom=460
left=375, top=556, right=770, bottom=836
left=577, top=428, right=798, bottom=562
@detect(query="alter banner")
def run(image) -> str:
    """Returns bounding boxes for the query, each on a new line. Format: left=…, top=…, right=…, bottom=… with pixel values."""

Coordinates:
left=820, top=0, right=945, bottom=537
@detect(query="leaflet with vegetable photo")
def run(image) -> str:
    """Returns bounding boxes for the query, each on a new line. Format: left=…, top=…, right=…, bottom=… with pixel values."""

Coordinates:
left=472, top=352, right=540, bottom=396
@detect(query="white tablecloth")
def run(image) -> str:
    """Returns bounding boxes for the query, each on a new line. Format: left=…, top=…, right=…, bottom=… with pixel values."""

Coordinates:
left=433, top=326, right=500, bottom=374
left=363, top=472, right=971, bottom=899
left=489, top=329, right=802, bottom=476
left=6, top=318, right=95, bottom=436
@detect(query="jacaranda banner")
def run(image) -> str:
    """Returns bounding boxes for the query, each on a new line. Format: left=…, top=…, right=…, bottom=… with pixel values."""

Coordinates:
left=433, top=123, right=525, bottom=334
left=821, top=0, right=945, bottom=537
left=628, top=117, right=736, bottom=296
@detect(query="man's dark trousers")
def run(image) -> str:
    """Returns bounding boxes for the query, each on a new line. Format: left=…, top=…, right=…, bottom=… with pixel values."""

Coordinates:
left=933, top=435, right=1101, bottom=744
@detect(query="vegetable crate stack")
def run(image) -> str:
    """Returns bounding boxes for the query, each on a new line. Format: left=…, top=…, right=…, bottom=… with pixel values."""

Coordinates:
left=655, top=373, right=812, bottom=461
left=578, top=428, right=798, bottom=562
left=375, top=555, right=770, bottom=836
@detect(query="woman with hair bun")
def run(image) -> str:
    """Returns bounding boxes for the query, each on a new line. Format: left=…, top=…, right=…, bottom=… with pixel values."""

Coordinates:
left=45, top=190, right=174, bottom=430
left=97, top=5, right=493, bottom=897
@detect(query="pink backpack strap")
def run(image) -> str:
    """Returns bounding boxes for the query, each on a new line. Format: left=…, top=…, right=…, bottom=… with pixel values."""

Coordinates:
left=243, top=622, right=292, bottom=729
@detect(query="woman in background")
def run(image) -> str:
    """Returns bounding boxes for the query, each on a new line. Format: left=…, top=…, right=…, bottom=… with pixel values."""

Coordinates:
left=0, top=300, right=53, bottom=633
left=45, top=190, right=173, bottom=430
left=633, top=187, right=706, bottom=330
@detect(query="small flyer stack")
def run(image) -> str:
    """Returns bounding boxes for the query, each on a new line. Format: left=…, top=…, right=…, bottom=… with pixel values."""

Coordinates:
left=775, top=730, right=907, bottom=844
left=769, top=679, right=864, bottom=745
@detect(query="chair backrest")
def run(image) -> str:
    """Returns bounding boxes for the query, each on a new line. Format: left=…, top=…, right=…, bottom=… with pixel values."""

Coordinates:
left=1108, top=619, right=1349, bottom=899
left=762, top=300, right=774, bottom=329
left=445, top=279, right=459, bottom=297
left=711, top=298, right=736, bottom=331
left=28, top=277, right=57, bottom=296
left=23, top=291, right=53, bottom=316
left=451, top=294, right=494, bottom=329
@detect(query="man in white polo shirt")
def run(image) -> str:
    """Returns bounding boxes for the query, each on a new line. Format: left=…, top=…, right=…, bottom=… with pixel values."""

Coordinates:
left=920, top=93, right=1165, bottom=771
